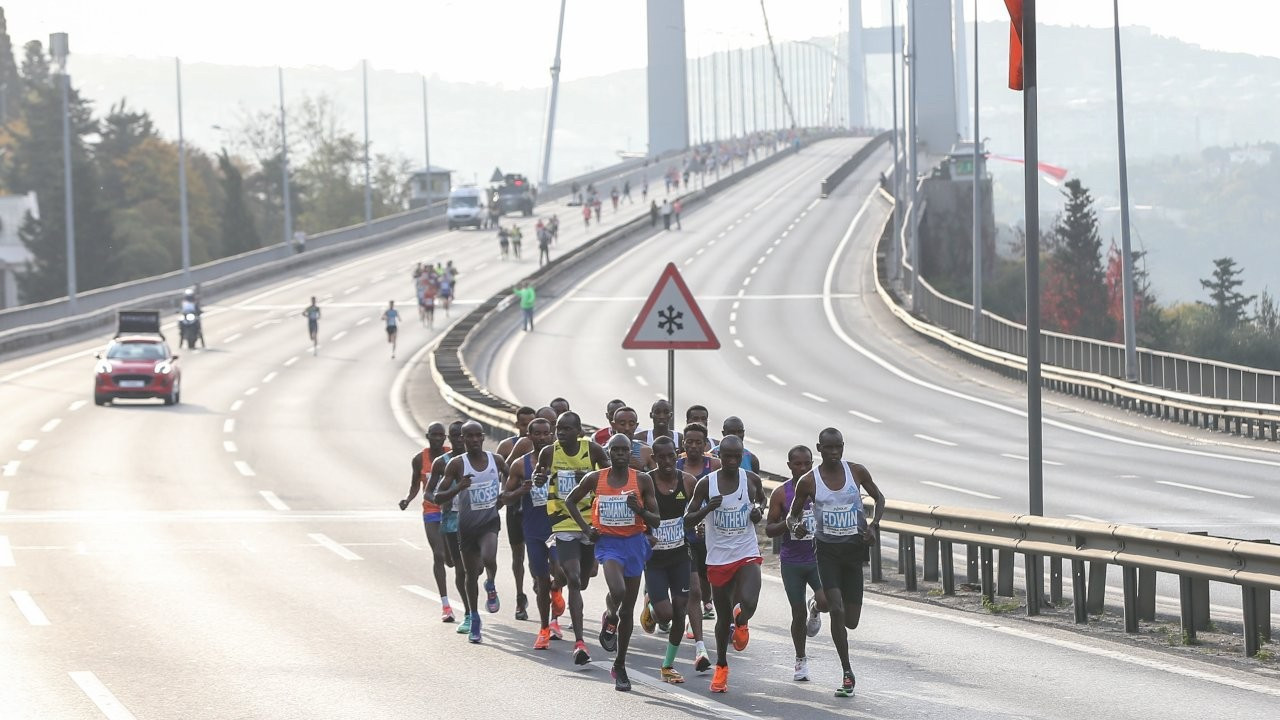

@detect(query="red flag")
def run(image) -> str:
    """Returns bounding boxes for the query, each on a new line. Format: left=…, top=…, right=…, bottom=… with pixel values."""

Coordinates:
left=1006, top=0, right=1024, bottom=90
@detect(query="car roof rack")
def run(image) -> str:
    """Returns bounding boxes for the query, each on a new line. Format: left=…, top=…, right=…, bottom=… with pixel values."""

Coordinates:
left=115, top=310, right=165, bottom=340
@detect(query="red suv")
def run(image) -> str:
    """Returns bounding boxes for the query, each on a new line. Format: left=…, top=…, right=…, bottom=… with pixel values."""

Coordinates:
left=94, top=311, right=182, bottom=406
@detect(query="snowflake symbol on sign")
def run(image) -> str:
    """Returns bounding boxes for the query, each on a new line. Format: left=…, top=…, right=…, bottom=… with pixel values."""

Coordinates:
left=657, top=305, right=684, bottom=336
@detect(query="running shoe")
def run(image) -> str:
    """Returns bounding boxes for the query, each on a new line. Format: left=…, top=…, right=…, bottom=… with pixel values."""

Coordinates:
left=731, top=604, right=749, bottom=652
left=573, top=641, right=591, bottom=665
left=640, top=596, right=656, bottom=634
left=710, top=665, right=729, bottom=693
left=685, top=621, right=695, bottom=640
left=485, top=580, right=500, bottom=614
left=599, top=612, right=619, bottom=653
left=835, top=671, right=856, bottom=697
left=806, top=596, right=821, bottom=638
left=702, top=602, right=715, bottom=620
left=793, top=656, right=810, bottom=682
left=533, top=627, right=552, bottom=650
left=457, top=614, right=471, bottom=634
left=612, top=664, right=632, bottom=692
left=441, top=606, right=456, bottom=623
left=515, top=593, right=529, bottom=621
left=551, top=588, right=566, bottom=617
left=659, top=666, right=685, bottom=684
left=468, top=614, right=482, bottom=644
left=694, top=647, right=712, bottom=673
left=548, top=618, right=563, bottom=640
left=657, top=620, right=671, bottom=633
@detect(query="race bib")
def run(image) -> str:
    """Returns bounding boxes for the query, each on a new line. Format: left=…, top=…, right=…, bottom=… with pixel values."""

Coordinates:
left=800, top=508, right=817, bottom=536
left=712, top=503, right=750, bottom=536
left=529, top=482, right=549, bottom=507
left=468, top=478, right=499, bottom=511
left=555, top=470, right=579, bottom=499
left=597, top=495, right=635, bottom=527
left=653, top=517, right=685, bottom=551
left=820, top=503, right=860, bottom=536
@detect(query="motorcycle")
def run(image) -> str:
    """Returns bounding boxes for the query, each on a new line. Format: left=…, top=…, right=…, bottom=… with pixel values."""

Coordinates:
left=178, top=312, right=202, bottom=349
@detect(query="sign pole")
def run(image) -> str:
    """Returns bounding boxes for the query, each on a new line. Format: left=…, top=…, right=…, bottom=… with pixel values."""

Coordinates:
left=668, top=349, right=675, bottom=411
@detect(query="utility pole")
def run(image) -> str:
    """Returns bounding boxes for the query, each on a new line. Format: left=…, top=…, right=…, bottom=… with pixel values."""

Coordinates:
left=362, top=59, right=372, bottom=228
left=1113, top=0, right=1139, bottom=382
left=176, top=58, right=190, bottom=283
left=971, top=6, right=981, bottom=342
left=422, top=75, right=431, bottom=204
left=1023, top=0, right=1045, bottom=518
left=279, top=68, right=292, bottom=247
left=52, top=33, right=76, bottom=310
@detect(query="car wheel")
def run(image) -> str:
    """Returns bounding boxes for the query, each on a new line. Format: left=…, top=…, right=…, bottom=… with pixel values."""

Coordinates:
left=94, top=393, right=110, bottom=406
left=448, top=223, right=455, bottom=231
left=164, top=384, right=179, bottom=406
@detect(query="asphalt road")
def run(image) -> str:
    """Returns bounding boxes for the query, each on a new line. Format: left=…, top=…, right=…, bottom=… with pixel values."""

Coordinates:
left=1, top=139, right=1276, bottom=719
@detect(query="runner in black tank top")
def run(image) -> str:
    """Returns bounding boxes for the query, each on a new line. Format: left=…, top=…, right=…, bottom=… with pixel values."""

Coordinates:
left=642, top=437, right=699, bottom=683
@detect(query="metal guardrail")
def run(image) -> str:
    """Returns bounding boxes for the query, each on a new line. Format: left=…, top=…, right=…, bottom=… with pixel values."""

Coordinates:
left=819, top=133, right=890, bottom=197
left=883, top=192, right=1280, bottom=441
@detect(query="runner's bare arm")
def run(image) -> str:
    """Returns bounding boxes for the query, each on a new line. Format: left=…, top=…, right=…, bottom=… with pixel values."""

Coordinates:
left=764, top=481, right=789, bottom=537
left=853, top=463, right=885, bottom=528
left=501, top=453, right=531, bottom=504
left=683, top=477, right=721, bottom=529
left=787, top=473, right=816, bottom=536
left=587, top=441, right=609, bottom=468
left=565, top=470, right=601, bottom=534
left=433, top=457, right=469, bottom=504
left=400, top=452, right=423, bottom=510
left=630, top=472, right=661, bottom=530
left=746, top=470, right=765, bottom=523
left=425, top=454, right=449, bottom=503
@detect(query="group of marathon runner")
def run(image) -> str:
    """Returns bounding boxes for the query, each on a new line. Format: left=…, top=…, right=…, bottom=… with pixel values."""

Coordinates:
left=398, top=398, right=885, bottom=699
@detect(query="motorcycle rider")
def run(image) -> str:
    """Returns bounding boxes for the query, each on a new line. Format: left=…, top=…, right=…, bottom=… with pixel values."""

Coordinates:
left=179, top=288, right=205, bottom=348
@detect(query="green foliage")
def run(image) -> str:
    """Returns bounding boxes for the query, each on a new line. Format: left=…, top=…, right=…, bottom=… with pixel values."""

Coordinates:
left=1043, top=180, right=1113, bottom=339
left=1199, top=257, right=1255, bottom=327
left=217, top=150, right=261, bottom=256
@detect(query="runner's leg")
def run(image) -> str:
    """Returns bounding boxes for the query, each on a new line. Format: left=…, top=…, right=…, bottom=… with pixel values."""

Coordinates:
left=424, top=520, right=451, bottom=608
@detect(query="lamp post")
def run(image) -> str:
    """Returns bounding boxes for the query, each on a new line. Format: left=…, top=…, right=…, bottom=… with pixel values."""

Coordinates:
left=50, top=33, right=75, bottom=310
left=278, top=68, right=292, bottom=247
left=176, top=58, right=190, bottom=283
left=362, top=59, right=372, bottom=228
left=421, top=76, right=431, bottom=204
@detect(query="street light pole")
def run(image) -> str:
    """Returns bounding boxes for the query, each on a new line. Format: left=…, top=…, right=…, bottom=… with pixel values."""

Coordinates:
left=738, top=47, right=746, bottom=147
left=540, top=0, right=567, bottom=189
left=889, top=1, right=901, bottom=281
left=421, top=76, right=431, bottom=204
left=50, top=33, right=75, bottom=310
left=176, top=57, right=190, bottom=283
left=362, top=59, right=372, bottom=228
left=1113, top=0, right=1139, bottom=382
left=278, top=68, right=292, bottom=247
left=971, top=7, right=982, bottom=342
left=908, top=0, right=921, bottom=310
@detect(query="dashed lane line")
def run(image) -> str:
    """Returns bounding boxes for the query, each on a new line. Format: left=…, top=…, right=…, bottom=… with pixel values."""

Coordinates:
left=331, top=330, right=348, bottom=341
left=848, top=410, right=883, bottom=424
left=68, top=400, right=87, bottom=412
left=284, top=357, right=298, bottom=367
left=223, top=419, right=235, bottom=433
left=728, top=326, right=737, bottom=335
left=732, top=339, right=744, bottom=348
left=356, top=317, right=371, bottom=326
left=1001, top=453, right=1063, bottom=467
left=259, top=491, right=290, bottom=511
left=0, top=491, right=7, bottom=511
left=766, top=374, right=787, bottom=386
left=747, top=356, right=761, bottom=366
left=69, top=671, right=137, bottom=720
left=308, top=533, right=362, bottom=561
left=2, top=461, right=18, bottom=477
left=1069, top=514, right=1109, bottom=523
left=1155, top=480, right=1253, bottom=500
left=635, top=376, right=649, bottom=387
left=0, top=536, right=13, bottom=566
left=234, top=461, right=256, bottom=477
left=223, top=333, right=242, bottom=343
left=801, top=392, right=828, bottom=403
left=223, top=441, right=237, bottom=453
left=914, top=434, right=958, bottom=447
left=921, top=480, right=1000, bottom=500
left=401, top=584, right=443, bottom=603
left=10, top=590, right=50, bottom=625
left=17, top=439, right=37, bottom=452
left=40, top=419, right=61, bottom=432
left=244, top=387, right=258, bottom=396
left=626, top=357, right=637, bottom=368
left=262, top=372, right=278, bottom=384
left=230, top=400, right=243, bottom=412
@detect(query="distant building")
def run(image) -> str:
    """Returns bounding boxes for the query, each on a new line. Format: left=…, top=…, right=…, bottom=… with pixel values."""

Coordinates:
left=408, top=166, right=452, bottom=209
left=1228, top=147, right=1273, bottom=166
left=0, top=192, right=38, bottom=309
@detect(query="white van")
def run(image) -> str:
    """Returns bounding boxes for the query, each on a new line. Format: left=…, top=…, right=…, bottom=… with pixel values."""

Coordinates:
left=446, top=185, right=487, bottom=230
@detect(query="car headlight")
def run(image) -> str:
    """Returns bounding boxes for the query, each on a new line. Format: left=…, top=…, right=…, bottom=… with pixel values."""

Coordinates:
left=154, top=361, right=173, bottom=375
left=95, top=360, right=113, bottom=375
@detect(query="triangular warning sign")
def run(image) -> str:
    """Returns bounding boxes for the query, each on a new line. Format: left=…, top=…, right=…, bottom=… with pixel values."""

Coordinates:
left=622, top=263, right=720, bottom=350
left=490, top=167, right=504, bottom=183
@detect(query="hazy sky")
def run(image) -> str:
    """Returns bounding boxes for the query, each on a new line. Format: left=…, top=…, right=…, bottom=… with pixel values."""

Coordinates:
left=6, top=1, right=1279, bottom=88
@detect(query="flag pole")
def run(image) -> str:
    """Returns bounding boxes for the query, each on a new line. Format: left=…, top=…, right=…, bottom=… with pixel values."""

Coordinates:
left=1022, top=0, right=1043, bottom=521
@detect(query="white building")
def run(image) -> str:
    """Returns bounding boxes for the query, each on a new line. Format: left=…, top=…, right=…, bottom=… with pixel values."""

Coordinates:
left=408, top=166, right=452, bottom=209
left=0, top=192, right=38, bottom=309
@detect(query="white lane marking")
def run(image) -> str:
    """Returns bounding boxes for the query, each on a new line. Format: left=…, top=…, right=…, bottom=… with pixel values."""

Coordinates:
left=731, top=301, right=740, bottom=310
left=259, top=491, right=290, bottom=511
left=234, top=461, right=256, bottom=477
left=1000, top=453, right=1063, bottom=467
left=230, top=400, right=243, bottom=412
left=17, top=439, right=37, bottom=452
left=626, top=357, right=637, bottom=368
left=635, top=376, right=649, bottom=387
left=475, top=262, right=489, bottom=271
left=2, top=461, right=17, bottom=477
left=69, top=671, right=138, bottom=720
left=308, top=533, right=362, bottom=561
left=344, top=286, right=360, bottom=295
left=684, top=257, right=694, bottom=265
left=766, top=374, right=787, bottom=386
left=223, top=419, right=235, bottom=433
left=732, top=339, right=744, bottom=348
left=0, top=536, right=12, bottom=566
left=696, top=248, right=705, bottom=256
left=401, top=584, right=443, bottom=603
left=11, top=590, right=50, bottom=625
left=244, top=387, right=258, bottom=396
left=400, top=538, right=421, bottom=550
left=765, top=247, right=775, bottom=255
left=775, top=237, right=783, bottom=244
left=223, top=333, right=242, bottom=343
left=1119, top=474, right=1140, bottom=479
left=40, top=419, right=61, bottom=433
left=223, top=441, right=238, bottom=453
left=921, top=480, right=1000, bottom=500
left=331, top=330, right=348, bottom=341
left=707, top=239, right=717, bottom=246
left=728, top=312, right=737, bottom=322
left=749, top=266, right=759, bottom=276
left=1069, top=514, right=1109, bottom=523
left=68, top=400, right=88, bottom=412
left=0, top=491, right=7, bottom=511
left=1155, top=480, right=1253, bottom=500
left=741, top=276, right=751, bottom=287
left=284, top=357, right=299, bottom=367
left=717, top=231, right=727, bottom=238
left=747, top=355, right=761, bottom=366
left=806, top=198, right=821, bottom=211
left=914, top=434, right=958, bottom=447
left=756, top=256, right=766, bottom=265
left=356, top=317, right=371, bottom=326
left=801, top=392, right=828, bottom=403
left=0, top=349, right=96, bottom=385
left=728, top=326, right=737, bottom=335
left=262, top=371, right=278, bottom=384
left=821, top=186, right=1280, bottom=472
left=865, top=597, right=1280, bottom=699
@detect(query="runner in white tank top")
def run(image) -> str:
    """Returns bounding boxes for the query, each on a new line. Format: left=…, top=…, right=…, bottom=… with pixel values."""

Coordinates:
left=682, top=436, right=765, bottom=694
left=787, top=427, right=886, bottom=698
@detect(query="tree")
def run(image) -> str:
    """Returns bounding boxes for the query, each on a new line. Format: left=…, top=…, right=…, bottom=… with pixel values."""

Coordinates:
left=1105, top=244, right=1166, bottom=347
left=218, top=149, right=261, bottom=256
left=1198, top=257, right=1254, bottom=326
left=1254, top=289, right=1279, bottom=338
left=0, top=9, right=22, bottom=125
left=1041, top=179, right=1112, bottom=339
left=9, top=41, right=118, bottom=302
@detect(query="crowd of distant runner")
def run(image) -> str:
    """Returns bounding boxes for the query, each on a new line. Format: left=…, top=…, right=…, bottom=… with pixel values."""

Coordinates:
left=399, top=399, right=884, bottom=698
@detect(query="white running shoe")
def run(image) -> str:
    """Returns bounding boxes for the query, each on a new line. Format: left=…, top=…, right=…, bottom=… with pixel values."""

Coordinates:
left=794, top=656, right=810, bottom=682
left=806, top=596, right=821, bottom=638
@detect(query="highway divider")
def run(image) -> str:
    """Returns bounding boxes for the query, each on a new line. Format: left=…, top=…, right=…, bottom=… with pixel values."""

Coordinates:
left=820, top=133, right=890, bottom=197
